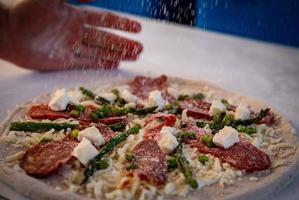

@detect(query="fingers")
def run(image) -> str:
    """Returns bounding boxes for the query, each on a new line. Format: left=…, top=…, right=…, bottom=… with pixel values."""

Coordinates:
left=82, top=28, right=143, bottom=57
left=74, top=44, right=138, bottom=61
left=68, top=57, right=119, bottom=70
left=84, top=10, right=142, bottom=33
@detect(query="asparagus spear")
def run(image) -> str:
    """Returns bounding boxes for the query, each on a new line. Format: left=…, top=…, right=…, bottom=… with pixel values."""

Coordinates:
left=174, top=145, right=198, bottom=189
left=9, top=122, right=78, bottom=132
left=107, top=123, right=127, bottom=132
left=79, top=87, right=109, bottom=105
left=133, top=106, right=158, bottom=115
left=79, top=87, right=95, bottom=99
left=82, top=125, right=141, bottom=183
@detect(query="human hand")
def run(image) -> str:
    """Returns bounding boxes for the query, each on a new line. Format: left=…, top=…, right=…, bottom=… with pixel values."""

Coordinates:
left=0, top=0, right=143, bottom=70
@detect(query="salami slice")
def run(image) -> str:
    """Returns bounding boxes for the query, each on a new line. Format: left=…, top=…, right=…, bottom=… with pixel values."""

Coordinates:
left=98, top=116, right=128, bottom=125
left=78, top=122, right=116, bottom=143
left=144, top=113, right=177, bottom=138
left=179, top=99, right=212, bottom=120
left=28, top=105, right=69, bottom=120
left=132, top=139, right=168, bottom=185
left=20, top=137, right=78, bottom=178
left=130, top=75, right=168, bottom=99
left=183, top=122, right=270, bottom=172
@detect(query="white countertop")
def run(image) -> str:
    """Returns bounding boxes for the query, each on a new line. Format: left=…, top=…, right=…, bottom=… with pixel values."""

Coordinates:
left=0, top=11, right=299, bottom=200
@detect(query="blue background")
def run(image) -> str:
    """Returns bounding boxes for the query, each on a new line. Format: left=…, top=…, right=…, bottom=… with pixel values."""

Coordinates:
left=69, top=0, right=299, bottom=47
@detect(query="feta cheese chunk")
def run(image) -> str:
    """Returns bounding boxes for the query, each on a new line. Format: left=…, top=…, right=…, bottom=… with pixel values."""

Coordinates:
left=158, top=127, right=179, bottom=154
left=48, top=88, right=71, bottom=111
left=209, top=100, right=226, bottom=116
left=213, top=126, right=239, bottom=149
left=97, top=92, right=116, bottom=102
left=77, top=126, right=105, bottom=146
left=147, top=90, right=166, bottom=110
left=72, top=137, right=99, bottom=166
left=118, top=87, right=138, bottom=103
left=160, top=126, right=180, bottom=137
left=235, top=104, right=251, bottom=120
left=68, top=89, right=83, bottom=105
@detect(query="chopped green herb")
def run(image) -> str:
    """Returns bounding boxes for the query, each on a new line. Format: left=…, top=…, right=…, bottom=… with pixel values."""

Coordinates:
left=70, top=110, right=80, bottom=117
left=193, top=93, right=205, bottom=100
left=167, top=157, right=178, bottom=171
left=196, top=121, right=206, bottom=128
left=71, top=129, right=79, bottom=139
left=181, top=132, right=196, bottom=139
left=222, top=114, right=234, bottom=126
left=198, top=155, right=209, bottom=165
left=125, top=154, right=135, bottom=162
left=164, top=104, right=173, bottom=110
left=90, top=111, right=99, bottom=120
left=75, top=105, right=85, bottom=113
left=127, top=163, right=138, bottom=170
left=236, top=125, right=257, bottom=135
left=95, top=159, right=109, bottom=170
left=178, top=94, right=189, bottom=101
left=201, top=135, right=215, bottom=148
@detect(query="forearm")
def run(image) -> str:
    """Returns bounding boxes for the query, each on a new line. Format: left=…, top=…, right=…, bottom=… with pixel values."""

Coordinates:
left=0, top=1, right=12, bottom=59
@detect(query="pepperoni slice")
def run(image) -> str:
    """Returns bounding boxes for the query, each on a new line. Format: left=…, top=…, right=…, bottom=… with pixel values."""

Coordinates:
left=78, top=122, right=116, bottom=143
left=179, top=99, right=212, bottom=120
left=28, top=105, right=69, bottom=120
left=130, top=75, right=168, bottom=99
left=183, top=122, right=270, bottom=172
left=20, top=137, right=78, bottom=178
left=132, top=139, right=168, bottom=185
left=144, top=113, right=177, bottom=138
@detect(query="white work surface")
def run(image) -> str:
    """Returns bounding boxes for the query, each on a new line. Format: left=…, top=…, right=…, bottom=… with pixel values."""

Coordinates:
left=0, top=11, right=299, bottom=200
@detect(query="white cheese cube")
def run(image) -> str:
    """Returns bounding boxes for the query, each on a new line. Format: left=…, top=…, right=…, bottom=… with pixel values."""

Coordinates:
left=48, top=88, right=71, bottom=111
left=160, top=126, right=180, bottom=137
left=213, top=126, right=239, bottom=149
left=209, top=100, right=226, bottom=116
left=72, top=137, right=99, bottom=166
left=235, top=104, right=251, bottom=120
left=147, top=90, right=166, bottom=110
left=119, top=89, right=138, bottom=103
left=158, top=129, right=179, bottom=154
left=68, top=89, right=83, bottom=105
left=97, top=92, right=116, bottom=102
left=77, top=126, right=105, bottom=146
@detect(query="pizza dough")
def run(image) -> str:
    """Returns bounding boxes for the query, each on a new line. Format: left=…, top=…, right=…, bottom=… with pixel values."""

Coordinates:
left=0, top=76, right=298, bottom=200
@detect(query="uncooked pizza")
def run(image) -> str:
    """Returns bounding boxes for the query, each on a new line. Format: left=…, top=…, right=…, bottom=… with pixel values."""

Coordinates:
left=0, top=75, right=298, bottom=200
